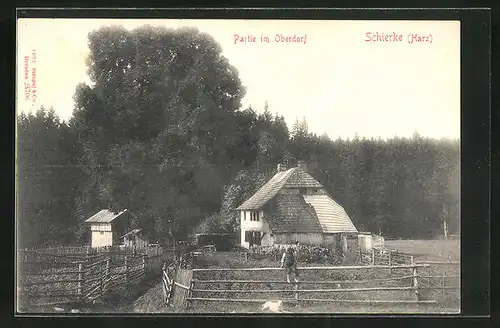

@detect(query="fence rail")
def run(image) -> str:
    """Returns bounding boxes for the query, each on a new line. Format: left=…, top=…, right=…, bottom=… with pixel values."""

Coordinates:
left=186, top=297, right=438, bottom=304
left=192, top=264, right=429, bottom=272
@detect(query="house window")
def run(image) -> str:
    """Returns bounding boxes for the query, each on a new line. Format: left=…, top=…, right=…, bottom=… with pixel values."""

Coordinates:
left=243, top=212, right=246, bottom=221
left=250, top=211, right=260, bottom=221
left=299, top=188, right=307, bottom=194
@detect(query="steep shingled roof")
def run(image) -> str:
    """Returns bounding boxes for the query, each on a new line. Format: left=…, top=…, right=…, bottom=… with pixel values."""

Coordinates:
left=236, top=167, right=323, bottom=211
left=264, top=194, right=323, bottom=233
left=302, top=195, right=358, bottom=233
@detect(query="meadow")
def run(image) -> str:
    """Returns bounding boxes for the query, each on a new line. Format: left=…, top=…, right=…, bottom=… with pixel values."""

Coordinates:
left=122, top=239, right=460, bottom=314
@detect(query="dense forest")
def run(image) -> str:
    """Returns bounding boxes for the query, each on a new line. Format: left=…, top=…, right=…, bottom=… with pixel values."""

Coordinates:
left=16, top=26, right=460, bottom=248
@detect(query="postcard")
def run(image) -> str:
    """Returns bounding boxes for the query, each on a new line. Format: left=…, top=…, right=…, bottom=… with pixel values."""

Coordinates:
left=16, top=16, right=461, bottom=315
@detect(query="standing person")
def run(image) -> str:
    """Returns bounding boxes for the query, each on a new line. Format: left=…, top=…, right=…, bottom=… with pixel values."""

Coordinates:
left=281, top=246, right=299, bottom=284
left=294, top=241, right=300, bottom=261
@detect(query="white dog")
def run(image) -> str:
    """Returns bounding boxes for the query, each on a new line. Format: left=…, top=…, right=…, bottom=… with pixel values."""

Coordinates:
left=261, top=300, right=291, bottom=313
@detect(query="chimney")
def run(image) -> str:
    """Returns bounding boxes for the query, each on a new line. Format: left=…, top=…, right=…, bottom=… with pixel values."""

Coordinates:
left=277, top=163, right=286, bottom=173
left=297, top=160, right=307, bottom=171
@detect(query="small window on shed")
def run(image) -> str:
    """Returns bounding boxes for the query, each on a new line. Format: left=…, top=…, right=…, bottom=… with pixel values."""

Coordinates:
left=299, top=188, right=307, bottom=194
left=100, top=231, right=104, bottom=235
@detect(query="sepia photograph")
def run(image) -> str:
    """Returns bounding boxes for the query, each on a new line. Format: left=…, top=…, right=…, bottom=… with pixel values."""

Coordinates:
left=16, top=16, right=461, bottom=314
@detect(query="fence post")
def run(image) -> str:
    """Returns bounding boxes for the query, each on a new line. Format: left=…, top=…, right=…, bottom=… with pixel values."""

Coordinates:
left=442, top=270, right=446, bottom=296
left=294, top=283, right=299, bottom=302
left=388, top=251, right=392, bottom=275
left=410, top=257, right=419, bottom=301
left=105, top=258, right=110, bottom=292
left=78, top=262, right=83, bottom=300
left=100, top=260, right=105, bottom=298
left=187, top=281, right=194, bottom=309
left=124, top=255, right=128, bottom=284
left=428, top=265, right=431, bottom=288
left=142, top=254, right=146, bottom=277
left=371, top=248, right=375, bottom=266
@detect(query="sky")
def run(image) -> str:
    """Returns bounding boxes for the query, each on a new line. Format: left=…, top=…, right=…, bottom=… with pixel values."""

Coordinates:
left=16, top=19, right=460, bottom=140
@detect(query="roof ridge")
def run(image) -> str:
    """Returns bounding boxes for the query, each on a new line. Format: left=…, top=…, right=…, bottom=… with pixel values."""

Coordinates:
left=236, top=167, right=297, bottom=210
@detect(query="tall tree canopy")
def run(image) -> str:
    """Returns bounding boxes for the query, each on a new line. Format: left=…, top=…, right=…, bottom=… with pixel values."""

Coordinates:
left=17, top=108, right=82, bottom=248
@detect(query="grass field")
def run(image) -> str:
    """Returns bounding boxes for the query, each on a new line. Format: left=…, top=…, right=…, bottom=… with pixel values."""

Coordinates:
left=385, top=239, right=460, bottom=262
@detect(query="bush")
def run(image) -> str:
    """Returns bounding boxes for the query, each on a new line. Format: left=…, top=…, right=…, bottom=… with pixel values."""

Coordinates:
left=247, top=245, right=345, bottom=264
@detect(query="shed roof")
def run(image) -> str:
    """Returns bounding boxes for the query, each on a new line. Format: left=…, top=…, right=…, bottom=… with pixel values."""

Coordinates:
left=85, top=209, right=129, bottom=224
left=121, top=229, right=142, bottom=239
left=236, top=167, right=323, bottom=211
left=302, top=195, right=358, bottom=233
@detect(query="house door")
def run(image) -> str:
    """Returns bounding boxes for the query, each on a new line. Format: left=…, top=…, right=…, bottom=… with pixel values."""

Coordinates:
left=246, top=231, right=262, bottom=247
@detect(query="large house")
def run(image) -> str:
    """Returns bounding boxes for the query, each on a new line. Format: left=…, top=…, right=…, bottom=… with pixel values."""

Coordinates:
left=236, top=161, right=358, bottom=249
left=85, top=209, right=133, bottom=248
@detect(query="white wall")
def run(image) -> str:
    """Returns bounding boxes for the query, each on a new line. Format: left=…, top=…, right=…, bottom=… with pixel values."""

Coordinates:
left=90, top=223, right=113, bottom=247
left=358, top=234, right=373, bottom=253
left=239, top=210, right=270, bottom=249
left=91, top=230, right=113, bottom=247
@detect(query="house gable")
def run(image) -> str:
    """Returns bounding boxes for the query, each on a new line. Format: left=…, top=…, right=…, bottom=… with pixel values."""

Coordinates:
left=236, top=167, right=323, bottom=211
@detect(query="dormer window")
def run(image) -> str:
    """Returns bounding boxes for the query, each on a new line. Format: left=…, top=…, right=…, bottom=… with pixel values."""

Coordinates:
left=250, top=211, right=260, bottom=221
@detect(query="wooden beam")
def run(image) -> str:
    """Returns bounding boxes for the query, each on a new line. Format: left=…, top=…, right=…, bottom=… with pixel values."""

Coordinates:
left=192, top=275, right=415, bottom=284
left=192, top=264, right=428, bottom=272
left=186, top=297, right=437, bottom=304
left=174, top=281, right=191, bottom=290
left=191, top=286, right=415, bottom=293
left=415, top=261, right=460, bottom=265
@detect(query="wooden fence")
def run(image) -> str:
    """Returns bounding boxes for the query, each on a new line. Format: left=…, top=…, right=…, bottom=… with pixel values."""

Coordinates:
left=162, top=262, right=176, bottom=306
left=184, top=261, right=459, bottom=308
left=413, top=261, right=460, bottom=302
left=18, top=245, right=166, bottom=258
left=162, top=245, right=216, bottom=307
left=183, top=264, right=432, bottom=307
left=358, top=248, right=414, bottom=267
left=17, top=246, right=173, bottom=308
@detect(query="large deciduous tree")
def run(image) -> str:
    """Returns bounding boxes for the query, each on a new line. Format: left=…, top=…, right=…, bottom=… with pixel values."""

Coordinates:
left=71, top=25, right=246, bottom=241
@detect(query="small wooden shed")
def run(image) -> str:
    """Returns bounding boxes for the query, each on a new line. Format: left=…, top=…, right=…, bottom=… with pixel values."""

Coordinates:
left=121, top=229, right=149, bottom=249
left=85, top=209, right=132, bottom=248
